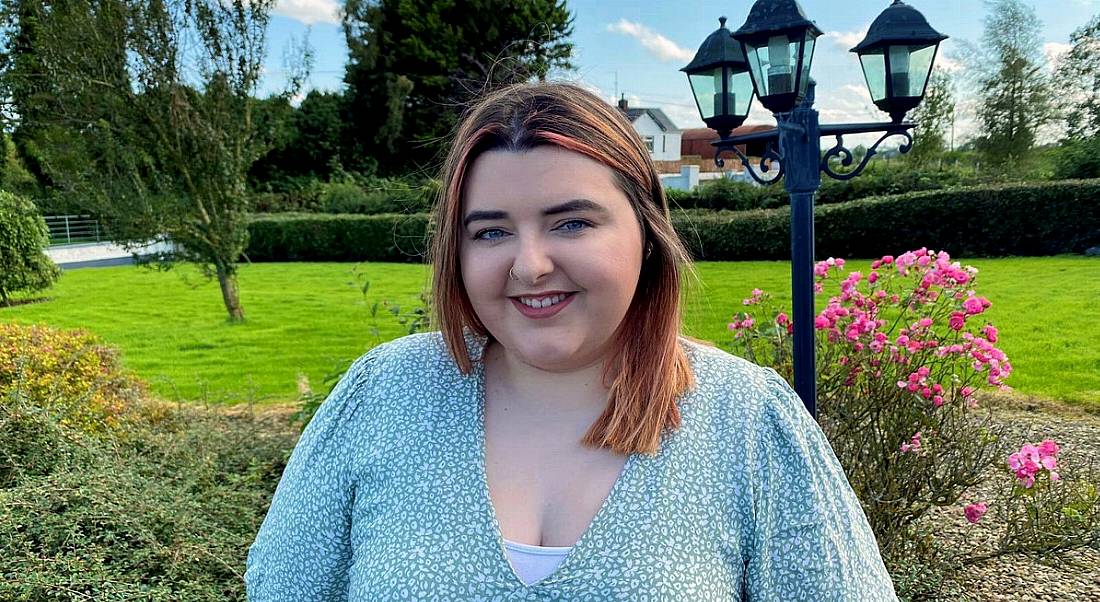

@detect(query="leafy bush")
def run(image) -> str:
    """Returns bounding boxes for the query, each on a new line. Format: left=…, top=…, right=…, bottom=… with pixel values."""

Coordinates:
left=0, top=324, right=146, bottom=437
left=727, top=250, right=1100, bottom=592
left=1053, top=137, right=1100, bottom=180
left=0, top=190, right=61, bottom=305
left=0, top=327, right=299, bottom=601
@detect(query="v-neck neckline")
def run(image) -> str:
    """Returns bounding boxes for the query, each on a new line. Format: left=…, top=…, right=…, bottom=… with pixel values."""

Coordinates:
left=471, top=344, right=641, bottom=590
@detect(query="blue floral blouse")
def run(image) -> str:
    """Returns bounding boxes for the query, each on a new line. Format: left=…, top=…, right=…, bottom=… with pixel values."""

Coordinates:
left=245, top=331, right=898, bottom=600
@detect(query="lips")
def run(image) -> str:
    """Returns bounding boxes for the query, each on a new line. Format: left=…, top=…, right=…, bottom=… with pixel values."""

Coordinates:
left=510, top=292, right=576, bottom=319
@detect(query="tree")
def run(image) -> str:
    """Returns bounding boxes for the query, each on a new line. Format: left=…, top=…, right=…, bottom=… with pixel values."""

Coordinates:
left=967, top=0, right=1054, bottom=165
left=908, top=66, right=955, bottom=162
left=0, top=190, right=59, bottom=306
left=1054, top=13, right=1100, bottom=140
left=342, top=0, right=575, bottom=175
left=250, top=90, right=348, bottom=188
left=0, top=0, right=301, bottom=321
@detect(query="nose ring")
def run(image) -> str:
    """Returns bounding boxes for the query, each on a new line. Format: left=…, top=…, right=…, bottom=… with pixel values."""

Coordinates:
left=508, top=267, right=519, bottom=281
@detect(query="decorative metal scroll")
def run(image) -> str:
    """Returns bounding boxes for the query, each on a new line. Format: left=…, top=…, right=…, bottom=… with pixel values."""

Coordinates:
left=820, top=128, right=914, bottom=181
left=715, top=140, right=785, bottom=186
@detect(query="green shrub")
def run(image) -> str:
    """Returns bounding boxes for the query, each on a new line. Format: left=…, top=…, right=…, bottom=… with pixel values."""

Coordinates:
left=1053, top=137, right=1100, bottom=180
left=246, top=212, right=432, bottom=262
left=245, top=180, right=1100, bottom=262
left=0, top=330, right=299, bottom=600
left=0, top=323, right=147, bottom=437
left=0, top=190, right=61, bottom=305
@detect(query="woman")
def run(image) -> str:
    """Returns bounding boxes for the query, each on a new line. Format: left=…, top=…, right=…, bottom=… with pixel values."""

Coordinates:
left=244, top=82, right=898, bottom=600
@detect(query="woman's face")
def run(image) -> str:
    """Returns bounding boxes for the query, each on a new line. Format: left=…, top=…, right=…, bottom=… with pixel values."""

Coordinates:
left=459, top=146, right=645, bottom=373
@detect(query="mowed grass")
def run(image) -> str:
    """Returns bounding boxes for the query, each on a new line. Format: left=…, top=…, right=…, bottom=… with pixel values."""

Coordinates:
left=3, top=257, right=1097, bottom=407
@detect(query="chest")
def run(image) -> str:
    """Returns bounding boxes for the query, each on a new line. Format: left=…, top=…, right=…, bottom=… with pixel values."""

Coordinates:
left=482, top=392, right=629, bottom=548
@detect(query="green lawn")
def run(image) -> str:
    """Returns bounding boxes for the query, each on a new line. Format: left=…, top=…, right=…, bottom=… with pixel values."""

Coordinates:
left=3, top=257, right=1097, bottom=407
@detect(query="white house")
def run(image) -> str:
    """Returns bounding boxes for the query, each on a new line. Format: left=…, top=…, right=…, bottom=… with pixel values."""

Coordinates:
left=617, top=96, right=681, bottom=162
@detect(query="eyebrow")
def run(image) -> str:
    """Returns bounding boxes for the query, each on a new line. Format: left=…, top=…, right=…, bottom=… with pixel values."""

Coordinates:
left=462, top=198, right=610, bottom=228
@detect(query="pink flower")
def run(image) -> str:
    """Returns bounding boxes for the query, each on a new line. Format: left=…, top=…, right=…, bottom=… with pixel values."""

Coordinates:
left=900, top=431, right=922, bottom=454
left=982, top=324, right=999, bottom=343
left=963, top=296, right=991, bottom=315
left=741, top=317, right=755, bottom=329
left=964, top=502, right=988, bottom=524
left=776, top=312, right=790, bottom=326
left=949, top=312, right=966, bottom=331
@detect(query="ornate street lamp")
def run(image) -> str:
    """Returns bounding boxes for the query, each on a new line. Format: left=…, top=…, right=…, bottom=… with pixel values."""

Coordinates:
left=681, top=17, right=755, bottom=138
left=852, top=0, right=948, bottom=123
left=681, top=0, right=948, bottom=418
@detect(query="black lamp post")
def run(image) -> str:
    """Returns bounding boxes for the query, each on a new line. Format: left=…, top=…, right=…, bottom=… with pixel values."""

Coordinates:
left=682, top=0, right=947, bottom=418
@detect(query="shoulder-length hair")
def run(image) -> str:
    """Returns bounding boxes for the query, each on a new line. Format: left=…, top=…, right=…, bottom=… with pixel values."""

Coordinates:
left=430, top=81, right=698, bottom=456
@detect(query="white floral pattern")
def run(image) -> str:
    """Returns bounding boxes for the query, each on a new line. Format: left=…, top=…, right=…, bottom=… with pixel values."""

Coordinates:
left=245, top=331, right=898, bottom=600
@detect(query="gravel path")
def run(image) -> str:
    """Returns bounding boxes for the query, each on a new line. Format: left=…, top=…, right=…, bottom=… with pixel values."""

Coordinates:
left=922, top=394, right=1100, bottom=601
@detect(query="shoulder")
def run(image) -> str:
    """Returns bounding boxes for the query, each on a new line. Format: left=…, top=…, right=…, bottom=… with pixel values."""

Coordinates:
left=676, top=337, right=812, bottom=439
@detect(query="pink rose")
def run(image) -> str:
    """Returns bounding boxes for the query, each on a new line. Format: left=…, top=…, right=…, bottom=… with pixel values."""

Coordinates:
left=964, top=502, right=988, bottom=524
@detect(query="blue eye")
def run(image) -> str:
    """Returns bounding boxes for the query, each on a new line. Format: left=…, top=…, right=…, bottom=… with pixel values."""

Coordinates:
left=557, top=219, right=592, bottom=233
left=473, top=228, right=506, bottom=241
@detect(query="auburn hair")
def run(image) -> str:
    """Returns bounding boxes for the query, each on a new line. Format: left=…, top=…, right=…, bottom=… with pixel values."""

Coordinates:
left=429, top=81, right=701, bottom=456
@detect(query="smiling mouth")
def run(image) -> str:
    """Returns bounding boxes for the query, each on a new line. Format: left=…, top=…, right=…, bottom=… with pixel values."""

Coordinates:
left=509, top=292, right=577, bottom=318
left=514, top=292, right=576, bottom=309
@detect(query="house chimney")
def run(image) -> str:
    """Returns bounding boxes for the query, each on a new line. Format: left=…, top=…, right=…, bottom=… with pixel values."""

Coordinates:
left=617, top=94, right=628, bottom=112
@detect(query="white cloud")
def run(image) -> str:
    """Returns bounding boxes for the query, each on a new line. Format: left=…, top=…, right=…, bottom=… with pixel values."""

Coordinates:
left=824, top=29, right=868, bottom=51
left=273, top=0, right=340, bottom=25
left=606, top=19, right=694, bottom=63
left=1043, top=42, right=1073, bottom=69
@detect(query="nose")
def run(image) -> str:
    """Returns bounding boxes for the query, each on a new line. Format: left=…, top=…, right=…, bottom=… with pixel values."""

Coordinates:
left=509, top=233, right=554, bottom=285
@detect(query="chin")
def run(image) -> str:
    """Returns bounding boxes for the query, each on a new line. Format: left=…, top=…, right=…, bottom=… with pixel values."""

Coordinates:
left=511, top=335, right=590, bottom=371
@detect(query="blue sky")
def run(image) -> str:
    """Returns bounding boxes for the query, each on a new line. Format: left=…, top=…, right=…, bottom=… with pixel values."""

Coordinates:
left=260, top=0, right=1100, bottom=145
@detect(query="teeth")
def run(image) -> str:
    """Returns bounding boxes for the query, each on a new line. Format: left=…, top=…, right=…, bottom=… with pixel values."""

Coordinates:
left=520, top=293, right=568, bottom=308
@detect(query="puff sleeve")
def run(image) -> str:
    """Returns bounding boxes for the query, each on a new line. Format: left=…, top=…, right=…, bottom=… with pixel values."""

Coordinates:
left=244, top=350, right=379, bottom=601
left=744, top=368, right=898, bottom=601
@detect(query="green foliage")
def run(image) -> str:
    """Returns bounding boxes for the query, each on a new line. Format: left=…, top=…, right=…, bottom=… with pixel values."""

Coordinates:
left=250, top=90, right=349, bottom=187
left=342, top=0, right=575, bottom=175
left=0, top=386, right=297, bottom=600
left=246, top=213, right=432, bottom=262
left=1053, top=137, right=1100, bottom=179
left=0, top=323, right=146, bottom=439
left=0, top=190, right=59, bottom=305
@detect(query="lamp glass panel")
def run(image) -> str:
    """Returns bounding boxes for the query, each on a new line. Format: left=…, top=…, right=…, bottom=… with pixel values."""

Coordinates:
left=859, top=50, right=887, bottom=102
left=725, top=69, right=755, bottom=116
left=904, top=44, right=937, bottom=97
left=689, top=70, right=720, bottom=119
left=745, top=34, right=800, bottom=97
left=798, top=35, right=816, bottom=94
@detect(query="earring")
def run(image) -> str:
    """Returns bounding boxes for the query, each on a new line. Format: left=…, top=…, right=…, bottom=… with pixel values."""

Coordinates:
left=645, top=242, right=653, bottom=259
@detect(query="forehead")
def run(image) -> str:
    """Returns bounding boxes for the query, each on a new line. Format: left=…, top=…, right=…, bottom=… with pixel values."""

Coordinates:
left=462, top=147, right=627, bottom=211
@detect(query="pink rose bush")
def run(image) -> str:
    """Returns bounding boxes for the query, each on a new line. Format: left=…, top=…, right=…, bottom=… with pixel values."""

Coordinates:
left=727, top=248, right=1100, bottom=568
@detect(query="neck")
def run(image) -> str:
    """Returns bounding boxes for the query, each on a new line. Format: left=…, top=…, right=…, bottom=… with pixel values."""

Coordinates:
left=484, top=339, right=614, bottom=414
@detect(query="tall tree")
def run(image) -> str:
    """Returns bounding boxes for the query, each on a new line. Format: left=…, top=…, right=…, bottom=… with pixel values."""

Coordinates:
left=1054, top=13, right=1100, bottom=140
left=968, top=0, right=1054, bottom=165
left=908, top=66, right=955, bottom=162
left=0, top=0, right=300, bottom=321
left=342, top=0, right=575, bottom=175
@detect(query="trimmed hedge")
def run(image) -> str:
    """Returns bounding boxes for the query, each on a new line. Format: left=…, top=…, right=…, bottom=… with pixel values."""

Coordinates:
left=245, top=180, right=1100, bottom=262
left=246, top=212, right=431, bottom=262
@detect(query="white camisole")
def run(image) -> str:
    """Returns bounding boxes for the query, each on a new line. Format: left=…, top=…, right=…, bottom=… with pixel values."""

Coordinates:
left=502, top=537, right=572, bottom=586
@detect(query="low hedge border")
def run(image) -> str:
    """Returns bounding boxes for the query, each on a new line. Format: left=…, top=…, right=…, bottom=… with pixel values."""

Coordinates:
left=245, top=180, right=1100, bottom=262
